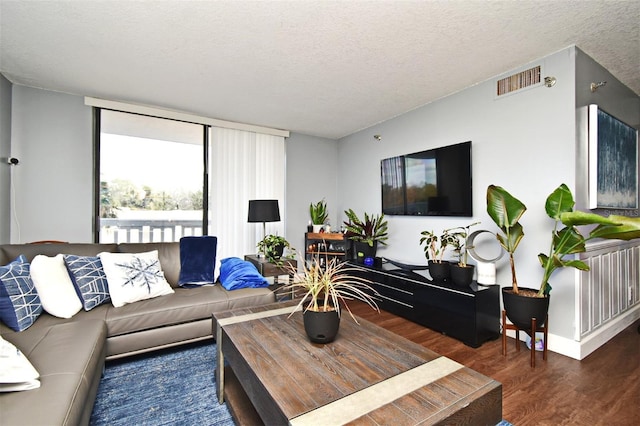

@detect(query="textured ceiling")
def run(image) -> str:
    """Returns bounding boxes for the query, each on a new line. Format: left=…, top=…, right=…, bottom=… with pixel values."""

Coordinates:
left=1, top=0, right=638, bottom=139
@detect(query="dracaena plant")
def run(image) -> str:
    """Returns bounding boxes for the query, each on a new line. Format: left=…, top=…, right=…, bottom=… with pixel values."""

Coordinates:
left=487, top=183, right=640, bottom=297
left=282, top=255, right=379, bottom=322
left=343, top=209, right=389, bottom=247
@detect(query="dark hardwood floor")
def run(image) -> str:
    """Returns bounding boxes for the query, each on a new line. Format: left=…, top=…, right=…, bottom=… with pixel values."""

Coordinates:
left=348, top=302, right=640, bottom=426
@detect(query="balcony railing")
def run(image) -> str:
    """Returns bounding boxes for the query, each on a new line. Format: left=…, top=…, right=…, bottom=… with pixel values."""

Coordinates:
left=100, top=218, right=203, bottom=243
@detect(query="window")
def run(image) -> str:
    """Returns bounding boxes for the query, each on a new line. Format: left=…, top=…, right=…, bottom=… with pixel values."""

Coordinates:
left=95, top=107, right=286, bottom=264
left=97, top=110, right=205, bottom=243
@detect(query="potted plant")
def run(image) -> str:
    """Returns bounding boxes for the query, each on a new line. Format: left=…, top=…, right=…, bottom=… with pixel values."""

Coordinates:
left=309, top=199, right=329, bottom=232
left=256, top=234, right=293, bottom=265
left=447, top=221, right=481, bottom=287
left=343, top=209, right=389, bottom=263
left=282, top=255, right=379, bottom=343
left=487, top=183, right=640, bottom=331
left=419, top=229, right=458, bottom=280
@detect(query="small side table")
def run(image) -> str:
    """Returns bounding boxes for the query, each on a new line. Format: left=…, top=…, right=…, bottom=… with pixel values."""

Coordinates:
left=244, top=255, right=297, bottom=300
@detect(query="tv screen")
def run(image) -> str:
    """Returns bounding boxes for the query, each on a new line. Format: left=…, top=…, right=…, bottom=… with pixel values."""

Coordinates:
left=381, top=141, right=472, bottom=216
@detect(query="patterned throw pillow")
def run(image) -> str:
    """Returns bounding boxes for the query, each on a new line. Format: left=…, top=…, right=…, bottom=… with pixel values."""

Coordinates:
left=0, top=255, right=43, bottom=332
left=63, top=255, right=111, bottom=311
left=99, top=250, right=174, bottom=308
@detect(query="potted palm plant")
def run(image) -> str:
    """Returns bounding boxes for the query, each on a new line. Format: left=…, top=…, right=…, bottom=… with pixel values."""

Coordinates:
left=487, top=183, right=640, bottom=331
left=448, top=222, right=481, bottom=287
left=343, top=209, right=389, bottom=263
left=419, top=228, right=458, bottom=280
left=282, top=255, right=379, bottom=343
left=256, top=234, right=293, bottom=265
left=309, top=199, right=329, bottom=232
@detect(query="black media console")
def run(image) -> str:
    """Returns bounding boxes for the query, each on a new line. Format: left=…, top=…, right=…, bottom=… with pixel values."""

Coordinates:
left=350, top=261, right=500, bottom=348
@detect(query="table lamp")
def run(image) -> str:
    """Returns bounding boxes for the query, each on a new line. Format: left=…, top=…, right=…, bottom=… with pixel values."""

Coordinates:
left=247, top=199, right=281, bottom=247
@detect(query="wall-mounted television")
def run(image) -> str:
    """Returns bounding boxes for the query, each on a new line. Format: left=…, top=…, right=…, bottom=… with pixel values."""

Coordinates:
left=381, top=141, right=472, bottom=216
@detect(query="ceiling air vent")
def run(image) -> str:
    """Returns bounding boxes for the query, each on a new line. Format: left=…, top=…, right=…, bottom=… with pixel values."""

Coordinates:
left=496, top=65, right=541, bottom=96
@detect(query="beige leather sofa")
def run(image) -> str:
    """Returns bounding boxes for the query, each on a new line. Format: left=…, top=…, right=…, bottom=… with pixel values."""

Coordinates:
left=0, top=242, right=276, bottom=425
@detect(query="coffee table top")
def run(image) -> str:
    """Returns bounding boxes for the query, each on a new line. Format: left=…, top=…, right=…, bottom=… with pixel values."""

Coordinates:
left=215, top=302, right=501, bottom=425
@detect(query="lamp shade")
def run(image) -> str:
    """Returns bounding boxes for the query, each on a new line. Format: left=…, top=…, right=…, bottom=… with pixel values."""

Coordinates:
left=247, top=200, right=280, bottom=223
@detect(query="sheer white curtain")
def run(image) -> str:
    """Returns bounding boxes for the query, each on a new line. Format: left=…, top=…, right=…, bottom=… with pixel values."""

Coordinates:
left=208, top=127, right=285, bottom=268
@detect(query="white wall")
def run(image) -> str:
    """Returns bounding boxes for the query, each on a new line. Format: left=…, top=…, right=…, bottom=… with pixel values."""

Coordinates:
left=337, top=48, right=578, bottom=340
left=10, top=85, right=93, bottom=243
left=0, top=74, right=12, bottom=243
left=285, top=133, right=339, bottom=257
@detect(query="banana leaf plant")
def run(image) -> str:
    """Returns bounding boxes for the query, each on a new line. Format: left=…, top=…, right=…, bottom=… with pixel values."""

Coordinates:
left=537, top=184, right=640, bottom=296
left=486, top=185, right=527, bottom=293
left=487, top=183, right=640, bottom=297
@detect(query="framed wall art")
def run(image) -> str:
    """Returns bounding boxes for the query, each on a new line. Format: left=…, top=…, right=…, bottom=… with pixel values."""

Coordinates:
left=588, top=104, right=639, bottom=209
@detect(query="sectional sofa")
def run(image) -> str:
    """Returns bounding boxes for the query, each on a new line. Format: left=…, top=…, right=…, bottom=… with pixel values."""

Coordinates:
left=0, top=241, right=276, bottom=425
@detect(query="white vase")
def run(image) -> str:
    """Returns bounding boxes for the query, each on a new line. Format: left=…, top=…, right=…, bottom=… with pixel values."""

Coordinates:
left=312, top=224, right=323, bottom=233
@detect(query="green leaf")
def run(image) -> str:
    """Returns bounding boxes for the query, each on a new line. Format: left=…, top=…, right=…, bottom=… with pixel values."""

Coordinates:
left=544, top=183, right=574, bottom=220
left=589, top=215, right=640, bottom=241
left=486, top=185, right=526, bottom=228
left=560, top=210, right=620, bottom=227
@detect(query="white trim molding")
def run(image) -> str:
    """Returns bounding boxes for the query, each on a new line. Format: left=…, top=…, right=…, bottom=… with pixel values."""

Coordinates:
left=84, top=97, right=290, bottom=138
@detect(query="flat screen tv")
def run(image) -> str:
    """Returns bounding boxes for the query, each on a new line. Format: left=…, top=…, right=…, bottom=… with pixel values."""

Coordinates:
left=381, top=141, right=472, bottom=216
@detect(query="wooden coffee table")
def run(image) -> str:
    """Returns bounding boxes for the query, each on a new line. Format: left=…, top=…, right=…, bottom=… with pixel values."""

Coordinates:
left=214, top=302, right=501, bottom=425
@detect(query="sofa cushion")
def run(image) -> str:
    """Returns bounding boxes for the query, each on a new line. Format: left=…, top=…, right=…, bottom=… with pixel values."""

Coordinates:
left=30, top=254, right=82, bottom=318
left=105, top=285, right=276, bottom=336
left=64, top=254, right=111, bottom=311
left=0, top=319, right=107, bottom=425
left=99, top=250, right=174, bottom=308
left=0, top=255, right=43, bottom=331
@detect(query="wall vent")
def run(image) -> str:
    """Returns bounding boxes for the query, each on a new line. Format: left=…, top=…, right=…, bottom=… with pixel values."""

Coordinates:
left=496, top=65, right=541, bottom=96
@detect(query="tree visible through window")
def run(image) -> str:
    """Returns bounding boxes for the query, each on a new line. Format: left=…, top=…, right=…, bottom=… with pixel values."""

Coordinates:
left=98, top=110, right=204, bottom=243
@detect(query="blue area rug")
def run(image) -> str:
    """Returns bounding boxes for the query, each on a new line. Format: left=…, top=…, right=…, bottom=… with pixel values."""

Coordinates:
left=90, top=341, right=513, bottom=426
left=90, top=341, right=234, bottom=426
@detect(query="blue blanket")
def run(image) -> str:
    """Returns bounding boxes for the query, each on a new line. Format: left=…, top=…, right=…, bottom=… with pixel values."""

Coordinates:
left=178, top=236, right=218, bottom=287
left=218, top=257, right=268, bottom=290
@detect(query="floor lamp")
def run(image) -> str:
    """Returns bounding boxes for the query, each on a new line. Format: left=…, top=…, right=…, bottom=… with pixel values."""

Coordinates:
left=248, top=199, right=281, bottom=255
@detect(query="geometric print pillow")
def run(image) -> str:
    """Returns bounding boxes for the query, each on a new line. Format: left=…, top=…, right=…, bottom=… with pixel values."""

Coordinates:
left=98, top=250, right=174, bottom=308
left=63, top=255, right=111, bottom=311
left=0, top=255, right=43, bottom=332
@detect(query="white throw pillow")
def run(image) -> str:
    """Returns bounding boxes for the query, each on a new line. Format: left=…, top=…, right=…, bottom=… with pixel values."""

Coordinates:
left=0, top=335, right=41, bottom=392
left=30, top=254, right=82, bottom=319
left=99, top=250, right=174, bottom=308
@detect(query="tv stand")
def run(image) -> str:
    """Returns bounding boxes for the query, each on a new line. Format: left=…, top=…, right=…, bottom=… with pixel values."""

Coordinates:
left=350, top=261, right=500, bottom=347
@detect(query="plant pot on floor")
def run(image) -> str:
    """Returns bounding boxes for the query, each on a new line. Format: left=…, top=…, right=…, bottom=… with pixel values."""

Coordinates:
left=303, top=308, right=340, bottom=344
left=502, top=287, right=550, bottom=332
left=354, top=241, right=377, bottom=264
left=450, top=264, right=475, bottom=287
left=428, top=260, right=450, bottom=281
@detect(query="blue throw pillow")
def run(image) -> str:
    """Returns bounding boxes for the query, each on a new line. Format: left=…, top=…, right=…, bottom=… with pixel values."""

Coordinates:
left=218, top=257, right=268, bottom=291
left=0, top=255, right=43, bottom=331
left=178, top=236, right=218, bottom=287
left=63, top=254, right=111, bottom=311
